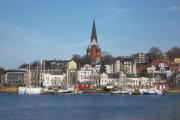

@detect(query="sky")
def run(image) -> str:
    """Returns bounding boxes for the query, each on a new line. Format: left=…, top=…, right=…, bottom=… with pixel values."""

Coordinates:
left=0, top=0, right=180, bottom=69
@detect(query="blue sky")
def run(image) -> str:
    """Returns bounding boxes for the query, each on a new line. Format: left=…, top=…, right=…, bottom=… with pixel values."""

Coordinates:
left=0, top=0, right=180, bottom=69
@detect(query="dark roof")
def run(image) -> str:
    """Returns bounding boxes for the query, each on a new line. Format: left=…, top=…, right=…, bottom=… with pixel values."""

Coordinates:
left=43, top=60, right=70, bottom=63
left=121, top=58, right=135, bottom=62
left=156, top=67, right=170, bottom=71
left=5, top=69, right=27, bottom=73
left=114, top=57, right=136, bottom=63
left=91, top=20, right=97, bottom=42
left=0, top=69, right=5, bottom=74
left=126, top=74, right=140, bottom=78
left=126, top=74, right=150, bottom=78
left=108, top=73, right=119, bottom=79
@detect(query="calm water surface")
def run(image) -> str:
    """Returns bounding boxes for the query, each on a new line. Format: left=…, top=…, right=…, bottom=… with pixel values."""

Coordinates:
left=0, top=94, right=180, bottom=120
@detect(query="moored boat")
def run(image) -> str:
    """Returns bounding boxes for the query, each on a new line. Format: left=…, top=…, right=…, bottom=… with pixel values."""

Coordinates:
left=142, top=88, right=162, bottom=95
left=58, top=87, right=75, bottom=94
left=18, top=87, right=42, bottom=95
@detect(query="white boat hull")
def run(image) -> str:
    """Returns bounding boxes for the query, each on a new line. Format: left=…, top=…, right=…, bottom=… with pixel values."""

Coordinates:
left=18, top=87, right=42, bottom=95
left=140, top=88, right=162, bottom=95
left=58, top=87, right=75, bottom=94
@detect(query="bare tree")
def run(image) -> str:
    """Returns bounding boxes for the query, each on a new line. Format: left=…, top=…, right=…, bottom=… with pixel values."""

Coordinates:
left=166, top=47, right=180, bottom=62
left=102, top=54, right=113, bottom=65
left=0, top=67, right=5, bottom=73
left=18, top=63, right=28, bottom=69
left=146, top=47, right=163, bottom=63
left=72, top=54, right=81, bottom=63
left=30, top=60, right=41, bottom=70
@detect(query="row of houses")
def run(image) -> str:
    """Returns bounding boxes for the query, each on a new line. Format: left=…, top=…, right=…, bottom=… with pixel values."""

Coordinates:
left=77, top=58, right=180, bottom=89
left=1, top=58, right=180, bottom=90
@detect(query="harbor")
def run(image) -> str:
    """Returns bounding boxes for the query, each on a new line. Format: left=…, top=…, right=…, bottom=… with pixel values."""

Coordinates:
left=0, top=93, right=180, bottom=120
left=0, top=0, right=180, bottom=119
left=1, top=87, right=180, bottom=95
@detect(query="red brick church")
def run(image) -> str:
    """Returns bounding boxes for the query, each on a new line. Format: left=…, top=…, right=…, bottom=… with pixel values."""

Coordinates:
left=87, top=20, right=102, bottom=63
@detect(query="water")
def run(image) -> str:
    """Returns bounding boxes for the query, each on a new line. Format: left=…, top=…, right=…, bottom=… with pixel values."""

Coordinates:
left=0, top=94, right=180, bottom=120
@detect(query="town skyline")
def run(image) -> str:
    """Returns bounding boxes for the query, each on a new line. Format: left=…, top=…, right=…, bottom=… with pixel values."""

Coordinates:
left=0, top=0, right=180, bottom=69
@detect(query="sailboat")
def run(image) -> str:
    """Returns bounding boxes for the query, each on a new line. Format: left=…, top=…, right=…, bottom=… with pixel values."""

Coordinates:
left=18, top=64, right=42, bottom=95
left=112, top=71, right=130, bottom=94
left=58, top=68, right=75, bottom=94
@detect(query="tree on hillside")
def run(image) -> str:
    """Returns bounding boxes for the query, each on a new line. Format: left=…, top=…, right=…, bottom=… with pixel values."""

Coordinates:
left=72, top=54, right=81, bottom=69
left=166, top=47, right=180, bottom=62
left=30, top=60, right=40, bottom=70
left=81, top=55, right=91, bottom=66
left=0, top=67, right=5, bottom=74
left=102, top=54, right=113, bottom=65
left=72, top=54, right=81, bottom=63
left=19, top=63, right=28, bottom=69
left=100, top=62, right=106, bottom=74
left=72, top=54, right=91, bottom=67
left=146, top=47, right=163, bottom=63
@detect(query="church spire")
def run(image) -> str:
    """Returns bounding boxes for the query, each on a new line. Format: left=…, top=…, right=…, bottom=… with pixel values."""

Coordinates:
left=91, top=20, right=97, bottom=43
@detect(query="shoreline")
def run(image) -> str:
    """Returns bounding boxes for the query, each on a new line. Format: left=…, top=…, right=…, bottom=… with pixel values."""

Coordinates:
left=1, top=87, right=180, bottom=94
left=0, top=87, right=18, bottom=93
left=167, top=89, right=180, bottom=94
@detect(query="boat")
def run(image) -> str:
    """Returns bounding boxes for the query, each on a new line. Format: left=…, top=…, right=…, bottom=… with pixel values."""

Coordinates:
left=111, top=89, right=130, bottom=94
left=121, top=89, right=129, bottom=94
left=18, top=64, right=42, bottom=95
left=111, top=90, right=121, bottom=94
left=143, top=89, right=157, bottom=95
left=143, top=88, right=162, bottom=95
left=58, top=87, right=75, bottom=94
left=139, top=88, right=148, bottom=94
left=18, top=87, right=42, bottom=95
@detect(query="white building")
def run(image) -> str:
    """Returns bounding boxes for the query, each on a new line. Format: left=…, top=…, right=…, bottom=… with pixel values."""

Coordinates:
left=105, top=65, right=112, bottom=74
left=100, top=73, right=119, bottom=87
left=112, top=57, right=136, bottom=74
left=94, top=64, right=112, bottom=74
left=112, top=60, right=121, bottom=73
left=43, top=73, right=66, bottom=88
left=133, top=53, right=148, bottom=64
left=77, top=64, right=113, bottom=86
left=147, top=63, right=171, bottom=76
left=78, top=64, right=99, bottom=86
left=125, top=75, right=150, bottom=88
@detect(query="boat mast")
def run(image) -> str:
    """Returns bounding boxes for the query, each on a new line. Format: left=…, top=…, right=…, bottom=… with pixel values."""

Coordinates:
left=28, top=64, right=31, bottom=88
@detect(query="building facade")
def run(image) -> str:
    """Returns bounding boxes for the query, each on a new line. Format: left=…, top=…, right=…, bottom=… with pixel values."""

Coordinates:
left=68, top=60, right=77, bottom=71
left=42, top=73, right=66, bottom=88
left=112, top=57, right=136, bottom=74
left=42, top=60, right=69, bottom=74
left=77, top=64, right=99, bottom=86
left=4, top=70, right=27, bottom=85
left=147, top=63, right=171, bottom=76
left=125, top=75, right=150, bottom=88
left=133, top=53, right=148, bottom=64
left=100, top=73, right=119, bottom=87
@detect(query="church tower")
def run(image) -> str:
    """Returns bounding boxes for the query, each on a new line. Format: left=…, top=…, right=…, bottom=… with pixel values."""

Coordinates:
left=87, top=20, right=102, bottom=63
